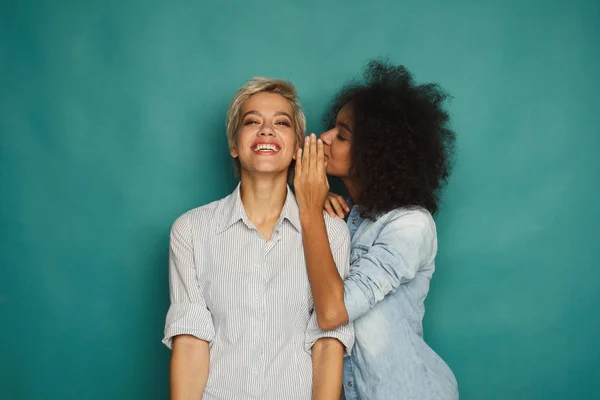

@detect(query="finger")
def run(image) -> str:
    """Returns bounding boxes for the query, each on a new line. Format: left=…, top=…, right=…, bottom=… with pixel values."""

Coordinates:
left=329, top=197, right=347, bottom=219
left=295, top=148, right=302, bottom=178
left=302, top=135, right=310, bottom=169
left=309, top=133, right=317, bottom=172
left=335, top=194, right=350, bottom=212
left=329, top=193, right=350, bottom=212
left=317, top=138, right=325, bottom=176
left=324, top=201, right=337, bottom=218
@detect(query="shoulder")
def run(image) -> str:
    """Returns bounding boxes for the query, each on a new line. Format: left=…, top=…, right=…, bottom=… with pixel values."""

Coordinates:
left=379, top=206, right=436, bottom=236
left=171, top=196, right=230, bottom=236
left=323, top=214, right=351, bottom=247
left=373, top=207, right=437, bottom=261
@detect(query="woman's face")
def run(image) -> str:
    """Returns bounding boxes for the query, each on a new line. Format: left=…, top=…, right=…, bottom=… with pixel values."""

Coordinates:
left=231, top=92, right=298, bottom=177
left=320, top=105, right=352, bottom=179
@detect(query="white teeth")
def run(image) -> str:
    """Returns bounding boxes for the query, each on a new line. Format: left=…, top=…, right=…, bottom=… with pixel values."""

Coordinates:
left=254, top=144, right=278, bottom=151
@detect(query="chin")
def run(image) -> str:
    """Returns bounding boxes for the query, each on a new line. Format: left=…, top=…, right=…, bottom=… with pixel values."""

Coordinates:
left=240, top=158, right=289, bottom=171
left=325, top=167, right=338, bottom=177
left=246, top=165, right=290, bottom=175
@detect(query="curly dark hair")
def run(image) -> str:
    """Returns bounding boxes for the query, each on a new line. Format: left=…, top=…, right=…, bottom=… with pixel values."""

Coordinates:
left=325, top=60, right=456, bottom=218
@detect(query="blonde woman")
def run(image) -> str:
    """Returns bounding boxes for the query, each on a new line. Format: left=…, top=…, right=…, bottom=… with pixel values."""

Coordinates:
left=162, top=78, right=354, bottom=400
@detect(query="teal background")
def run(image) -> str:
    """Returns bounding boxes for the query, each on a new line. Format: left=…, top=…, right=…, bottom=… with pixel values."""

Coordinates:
left=1, top=0, right=599, bottom=399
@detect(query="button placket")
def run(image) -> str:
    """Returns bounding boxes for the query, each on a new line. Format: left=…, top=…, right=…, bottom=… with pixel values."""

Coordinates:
left=254, top=245, right=267, bottom=374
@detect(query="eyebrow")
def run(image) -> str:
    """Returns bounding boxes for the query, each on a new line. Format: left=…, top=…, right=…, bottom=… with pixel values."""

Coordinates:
left=242, top=110, right=293, bottom=120
left=338, top=121, right=353, bottom=134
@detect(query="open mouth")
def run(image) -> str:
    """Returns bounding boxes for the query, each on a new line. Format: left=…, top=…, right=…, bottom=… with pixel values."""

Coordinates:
left=252, top=143, right=281, bottom=153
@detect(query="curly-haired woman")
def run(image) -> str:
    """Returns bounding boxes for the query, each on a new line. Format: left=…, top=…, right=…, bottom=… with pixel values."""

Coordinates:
left=294, top=60, right=459, bottom=400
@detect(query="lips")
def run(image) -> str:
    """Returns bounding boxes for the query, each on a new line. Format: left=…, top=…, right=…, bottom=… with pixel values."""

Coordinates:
left=251, top=140, right=281, bottom=154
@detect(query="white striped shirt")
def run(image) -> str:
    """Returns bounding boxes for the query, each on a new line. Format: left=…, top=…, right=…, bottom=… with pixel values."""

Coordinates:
left=163, top=184, right=354, bottom=400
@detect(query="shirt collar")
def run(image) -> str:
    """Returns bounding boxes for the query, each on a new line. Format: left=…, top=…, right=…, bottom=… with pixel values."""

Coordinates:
left=281, top=187, right=301, bottom=232
left=217, top=183, right=301, bottom=234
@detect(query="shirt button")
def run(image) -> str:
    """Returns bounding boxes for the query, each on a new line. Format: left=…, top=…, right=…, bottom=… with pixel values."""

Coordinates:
left=347, top=381, right=353, bottom=387
left=352, top=219, right=357, bottom=224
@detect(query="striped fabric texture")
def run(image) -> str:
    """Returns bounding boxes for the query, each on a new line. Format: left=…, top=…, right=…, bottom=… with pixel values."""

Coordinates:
left=163, top=184, right=354, bottom=399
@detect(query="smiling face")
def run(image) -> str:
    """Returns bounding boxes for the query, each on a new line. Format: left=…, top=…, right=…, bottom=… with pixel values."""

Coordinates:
left=231, top=92, right=299, bottom=178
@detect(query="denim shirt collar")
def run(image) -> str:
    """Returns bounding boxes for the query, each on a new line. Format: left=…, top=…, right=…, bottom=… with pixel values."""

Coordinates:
left=345, top=198, right=366, bottom=240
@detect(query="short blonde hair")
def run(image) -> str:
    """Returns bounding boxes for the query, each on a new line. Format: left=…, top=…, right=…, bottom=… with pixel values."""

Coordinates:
left=226, top=77, right=306, bottom=178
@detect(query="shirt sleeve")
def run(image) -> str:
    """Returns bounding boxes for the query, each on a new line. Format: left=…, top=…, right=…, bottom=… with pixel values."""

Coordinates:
left=305, top=217, right=355, bottom=355
left=344, top=209, right=436, bottom=323
left=162, top=213, right=215, bottom=349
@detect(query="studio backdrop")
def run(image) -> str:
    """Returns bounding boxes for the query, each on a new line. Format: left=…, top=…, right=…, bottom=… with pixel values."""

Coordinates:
left=1, top=0, right=598, bottom=399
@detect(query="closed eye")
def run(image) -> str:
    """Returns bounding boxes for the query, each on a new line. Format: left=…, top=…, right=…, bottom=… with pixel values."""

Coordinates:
left=336, top=133, right=346, bottom=142
left=244, top=119, right=260, bottom=125
left=276, top=121, right=291, bottom=127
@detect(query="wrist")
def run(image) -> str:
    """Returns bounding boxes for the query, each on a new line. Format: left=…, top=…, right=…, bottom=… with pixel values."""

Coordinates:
left=299, top=208, right=325, bottom=224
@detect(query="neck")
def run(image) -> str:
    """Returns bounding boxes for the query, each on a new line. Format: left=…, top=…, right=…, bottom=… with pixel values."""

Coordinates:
left=342, top=177, right=359, bottom=205
left=239, top=171, right=288, bottom=225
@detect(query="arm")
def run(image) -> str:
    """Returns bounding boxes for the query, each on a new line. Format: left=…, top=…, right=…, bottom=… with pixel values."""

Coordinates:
left=295, top=135, right=435, bottom=329
left=297, top=136, right=354, bottom=390
left=304, top=217, right=353, bottom=398
left=300, top=211, right=348, bottom=330
left=302, top=216, right=354, bottom=347
left=163, top=214, right=215, bottom=399
left=307, top=210, right=436, bottom=329
left=295, top=134, right=348, bottom=331
left=171, top=335, right=210, bottom=400
left=343, top=210, right=435, bottom=323
left=311, top=338, right=345, bottom=400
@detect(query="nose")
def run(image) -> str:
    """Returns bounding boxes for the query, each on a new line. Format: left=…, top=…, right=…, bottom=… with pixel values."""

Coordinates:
left=319, top=128, right=335, bottom=145
left=258, top=125, right=275, bottom=137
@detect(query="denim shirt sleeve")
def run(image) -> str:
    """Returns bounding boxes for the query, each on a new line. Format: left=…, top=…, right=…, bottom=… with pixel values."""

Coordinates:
left=344, top=209, right=436, bottom=322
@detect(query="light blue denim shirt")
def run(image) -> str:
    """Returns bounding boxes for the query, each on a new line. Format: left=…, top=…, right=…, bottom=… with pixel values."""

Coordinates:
left=342, top=205, right=458, bottom=400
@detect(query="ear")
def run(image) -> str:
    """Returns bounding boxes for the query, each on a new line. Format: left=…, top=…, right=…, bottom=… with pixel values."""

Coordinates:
left=292, top=141, right=301, bottom=160
left=230, top=146, right=238, bottom=158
